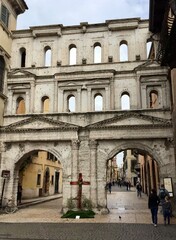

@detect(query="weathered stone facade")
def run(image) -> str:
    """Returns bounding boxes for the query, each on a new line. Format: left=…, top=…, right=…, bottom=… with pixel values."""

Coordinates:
left=0, top=17, right=175, bottom=213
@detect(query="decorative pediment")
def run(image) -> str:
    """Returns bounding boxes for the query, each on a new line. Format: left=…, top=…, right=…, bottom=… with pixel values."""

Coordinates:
left=91, top=80, right=105, bottom=84
left=87, top=112, right=172, bottom=129
left=66, top=82, right=77, bottom=86
left=3, top=116, right=79, bottom=132
left=8, top=69, right=36, bottom=78
left=134, top=60, right=164, bottom=71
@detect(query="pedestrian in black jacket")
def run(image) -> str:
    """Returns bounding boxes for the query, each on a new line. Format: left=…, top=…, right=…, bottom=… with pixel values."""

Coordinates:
left=163, top=196, right=172, bottom=225
left=148, top=189, right=160, bottom=227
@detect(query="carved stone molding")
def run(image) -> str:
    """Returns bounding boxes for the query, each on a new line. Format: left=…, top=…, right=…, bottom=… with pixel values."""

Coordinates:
left=71, top=140, right=80, bottom=150
left=0, top=142, right=6, bottom=152
left=0, top=115, right=79, bottom=133
left=89, top=139, right=98, bottom=149
left=5, top=143, right=12, bottom=151
left=87, top=112, right=172, bottom=130
left=165, top=137, right=174, bottom=150
left=19, top=143, right=25, bottom=152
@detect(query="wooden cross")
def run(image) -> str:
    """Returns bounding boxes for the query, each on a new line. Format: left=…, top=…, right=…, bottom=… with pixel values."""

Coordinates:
left=70, top=173, right=90, bottom=209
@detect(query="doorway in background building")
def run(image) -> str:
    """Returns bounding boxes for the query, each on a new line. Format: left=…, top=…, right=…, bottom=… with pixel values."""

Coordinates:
left=44, top=168, right=50, bottom=195
left=55, top=171, right=60, bottom=193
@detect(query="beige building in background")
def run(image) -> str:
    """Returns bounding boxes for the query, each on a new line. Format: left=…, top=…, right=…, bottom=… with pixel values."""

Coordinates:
left=19, top=151, right=62, bottom=199
left=0, top=0, right=28, bottom=125
left=123, top=150, right=137, bottom=186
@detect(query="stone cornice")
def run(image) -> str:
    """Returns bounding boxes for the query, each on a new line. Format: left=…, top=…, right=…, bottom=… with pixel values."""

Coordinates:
left=7, top=69, right=36, bottom=78
left=54, top=69, right=115, bottom=79
left=134, top=60, right=169, bottom=72
left=1, top=112, right=172, bottom=134
left=1, top=115, right=79, bottom=133
left=0, top=127, right=78, bottom=133
left=87, top=124, right=172, bottom=130
left=86, top=112, right=172, bottom=129
left=9, top=0, right=28, bottom=15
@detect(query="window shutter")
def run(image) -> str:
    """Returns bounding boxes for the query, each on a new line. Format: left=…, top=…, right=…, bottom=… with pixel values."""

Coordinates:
left=1, top=5, right=9, bottom=27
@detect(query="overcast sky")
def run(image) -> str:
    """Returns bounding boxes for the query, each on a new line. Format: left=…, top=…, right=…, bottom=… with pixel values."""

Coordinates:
left=17, top=0, right=150, bottom=29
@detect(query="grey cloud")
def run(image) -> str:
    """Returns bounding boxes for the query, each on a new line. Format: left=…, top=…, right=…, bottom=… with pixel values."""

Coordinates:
left=17, top=0, right=149, bottom=29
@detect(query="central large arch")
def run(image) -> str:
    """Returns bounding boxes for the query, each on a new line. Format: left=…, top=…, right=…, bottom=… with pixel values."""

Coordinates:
left=108, top=141, right=162, bottom=165
left=94, top=138, right=175, bottom=211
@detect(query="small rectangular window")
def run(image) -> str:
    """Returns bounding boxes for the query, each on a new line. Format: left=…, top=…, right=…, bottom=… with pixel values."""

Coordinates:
left=47, top=152, right=56, bottom=161
left=37, top=174, right=41, bottom=186
left=1, top=5, right=9, bottom=27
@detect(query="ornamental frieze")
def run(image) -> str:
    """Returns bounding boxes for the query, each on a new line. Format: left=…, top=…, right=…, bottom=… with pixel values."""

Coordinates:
left=0, top=115, right=79, bottom=133
left=87, top=112, right=172, bottom=129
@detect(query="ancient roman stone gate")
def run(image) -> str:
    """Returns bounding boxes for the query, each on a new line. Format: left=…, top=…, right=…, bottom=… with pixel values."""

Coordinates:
left=0, top=18, right=175, bottom=213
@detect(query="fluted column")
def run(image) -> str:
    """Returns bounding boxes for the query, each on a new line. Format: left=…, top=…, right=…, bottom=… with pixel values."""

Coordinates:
left=77, top=89, right=81, bottom=112
left=26, top=91, right=30, bottom=113
left=8, top=92, right=13, bottom=115
left=53, top=80, right=58, bottom=112
left=71, top=140, right=80, bottom=180
left=143, top=155, right=147, bottom=194
left=89, top=139, right=98, bottom=206
left=30, top=82, right=35, bottom=113
left=110, top=77, right=115, bottom=110
left=58, top=89, right=63, bottom=112
left=155, top=161, right=159, bottom=192
left=105, top=87, right=109, bottom=110
left=71, top=140, right=80, bottom=198
left=87, top=88, right=91, bottom=111
left=149, top=157, right=154, bottom=190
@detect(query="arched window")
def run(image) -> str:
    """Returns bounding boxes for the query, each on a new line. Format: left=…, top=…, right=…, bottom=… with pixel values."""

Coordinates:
left=146, top=41, right=152, bottom=59
left=94, top=94, right=103, bottom=111
left=20, top=48, right=26, bottom=67
left=67, top=95, right=75, bottom=112
left=44, top=46, right=52, bottom=66
left=150, top=91, right=158, bottom=108
left=0, top=56, right=5, bottom=92
left=16, top=97, right=25, bottom=114
left=120, top=41, right=128, bottom=62
left=94, top=43, right=101, bottom=63
left=121, top=92, right=130, bottom=110
left=69, top=45, right=77, bottom=65
left=42, top=96, right=49, bottom=113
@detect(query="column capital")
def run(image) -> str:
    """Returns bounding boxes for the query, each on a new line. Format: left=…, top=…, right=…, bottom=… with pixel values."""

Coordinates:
left=89, top=139, right=98, bottom=149
left=71, top=140, right=80, bottom=150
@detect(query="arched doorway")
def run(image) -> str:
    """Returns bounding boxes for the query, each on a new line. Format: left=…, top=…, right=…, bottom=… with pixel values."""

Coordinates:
left=44, top=167, right=50, bottom=195
left=106, top=146, right=160, bottom=210
left=14, top=150, right=63, bottom=203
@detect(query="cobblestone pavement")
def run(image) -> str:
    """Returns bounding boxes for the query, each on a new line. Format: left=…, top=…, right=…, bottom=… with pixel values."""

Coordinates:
left=0, top=223, right=176, bottom=240
left=0, top=186, right=176, bottom=240
left=0, top=186, right=175, bottom=225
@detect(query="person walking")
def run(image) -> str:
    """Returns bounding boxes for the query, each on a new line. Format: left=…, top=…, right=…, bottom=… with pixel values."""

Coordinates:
left=136, top=182, right=142, bottom=197
left=148, top=189, right=160, bottom=227
left=17, top=183, right=22, bottom=204
left=126, top=181, right=129, bottom=191
left=108, top=181, right=112, bottom=194
left=163, top=196, right=172, bottom=225
left=158, top=184, right=170, bottom=213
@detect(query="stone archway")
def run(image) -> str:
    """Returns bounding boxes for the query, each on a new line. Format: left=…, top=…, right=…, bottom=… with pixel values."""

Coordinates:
left=95, top=139, right=175, bottom=212
left=1, top=144, right=66, bottom=206
left=107, top=141, right=162, bottom=165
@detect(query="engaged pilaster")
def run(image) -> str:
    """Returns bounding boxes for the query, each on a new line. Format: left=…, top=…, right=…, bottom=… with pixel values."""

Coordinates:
left=89, top=139, right=98, bottom=206
left=71, top=140, right=80, bottom=180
